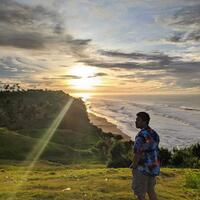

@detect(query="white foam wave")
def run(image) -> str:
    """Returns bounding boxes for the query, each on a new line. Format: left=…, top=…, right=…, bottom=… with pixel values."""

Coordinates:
left=86, top=96, right=200, bottom=149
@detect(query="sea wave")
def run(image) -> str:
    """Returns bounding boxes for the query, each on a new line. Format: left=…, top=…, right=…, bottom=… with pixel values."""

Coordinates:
left=86, top=95, right=200, bottom=149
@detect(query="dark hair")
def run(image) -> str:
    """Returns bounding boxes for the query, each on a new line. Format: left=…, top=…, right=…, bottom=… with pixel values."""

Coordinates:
left=136, top=112, right=150, bottom=125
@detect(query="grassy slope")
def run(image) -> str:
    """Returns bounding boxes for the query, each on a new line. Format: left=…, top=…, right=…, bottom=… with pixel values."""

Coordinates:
left=0, top=128, right=100, bottom=164
left=0, top=91, right=103, bottom=164
left=0, top=162, right=199, bottom=200
left=17, top=127, right=100, bottom=149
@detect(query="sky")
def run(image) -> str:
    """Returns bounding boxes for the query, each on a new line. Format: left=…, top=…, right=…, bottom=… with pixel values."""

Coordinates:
left=0, top=0, right=200, bottom=95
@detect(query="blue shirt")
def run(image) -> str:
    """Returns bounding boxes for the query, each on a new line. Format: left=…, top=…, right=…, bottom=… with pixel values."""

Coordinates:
left=133, top=127, right=160, bottom=176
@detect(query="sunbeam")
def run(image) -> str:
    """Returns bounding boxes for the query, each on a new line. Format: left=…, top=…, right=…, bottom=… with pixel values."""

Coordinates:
left=8, top=97, right=74, bottom=200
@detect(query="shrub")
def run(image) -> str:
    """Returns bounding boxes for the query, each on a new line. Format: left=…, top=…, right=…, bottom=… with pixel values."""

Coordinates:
left=159, top=147, right=171, bottom=166
left=191, top=143, right=200, bottom=158
left=185, top=172, right=200, bottom=189
left=106, top=141, right=132, bottom=168
left=171, top=149, right=189, bottom=167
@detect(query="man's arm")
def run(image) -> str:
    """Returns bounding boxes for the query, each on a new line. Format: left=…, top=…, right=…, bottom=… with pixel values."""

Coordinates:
left=130, top=135, right=144, bottom=169
left=130, top=152, right=142, bottom=169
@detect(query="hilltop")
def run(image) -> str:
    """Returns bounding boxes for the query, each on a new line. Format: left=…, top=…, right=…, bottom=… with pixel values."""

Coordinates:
left=0, top=90, right=199, bottom=168
left=0, top=90, right=132, bottom=165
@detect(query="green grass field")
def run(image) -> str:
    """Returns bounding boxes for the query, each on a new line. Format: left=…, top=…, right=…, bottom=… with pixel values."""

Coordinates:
left=0, top=161, right=199, bottom=200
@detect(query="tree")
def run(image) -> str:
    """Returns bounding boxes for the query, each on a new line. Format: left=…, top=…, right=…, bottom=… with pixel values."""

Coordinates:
left=107, top=141, right=132, bottom=168
left=159, top=147, right=171, bottom=166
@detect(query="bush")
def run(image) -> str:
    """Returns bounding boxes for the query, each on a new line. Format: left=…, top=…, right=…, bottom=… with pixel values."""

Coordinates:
left=170, top=144, right=200, bottom=168
left=107, top=141, right=132, bottom=168
left=113, top=134, right=123, bottom=140
left=95, top=139, right=111, bottom=161
left=159, top=147, right=171, bottom=166
left=185, top=172, right=200, bottom=189
left=191, top=143, right=200, bottom=158
left=171, top=149, right=189, bottom=166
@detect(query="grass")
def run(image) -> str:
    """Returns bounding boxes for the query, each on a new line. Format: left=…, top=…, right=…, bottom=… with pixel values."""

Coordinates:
left=185, top=171, right=200, bottom=189
left=0, top=161, right=199, bottom=200
left=0, top=128, right=102, bottom=164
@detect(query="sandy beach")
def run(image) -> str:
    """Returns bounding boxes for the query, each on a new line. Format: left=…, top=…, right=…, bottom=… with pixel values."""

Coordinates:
left=88, top=112, right=131, bottom=141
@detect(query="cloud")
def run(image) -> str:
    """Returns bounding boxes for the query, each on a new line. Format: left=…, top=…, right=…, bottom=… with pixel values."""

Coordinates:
left=117, top=68, right=200, bottom=89
left=159, top=4, right=200, bottom=43
left=42, top=75, right=82, bottom=80
left=168, top=32, right=184, bottom=43
left=99, top=50, right=179, bottom=65
left=0, top=0, right=92, bottom=58
left=0, top=31, right=45, bottom=49
left=117, top=72, right=166, bottom=80
left=1, top=0, right=199, bottom=92
left=79, top=49, right=200, bottom=88
left=82, top=56, right=200, bottom=73
left=0, top=56, right=47, bottom=78
left=88, top=72, right=108, bottom=78
left=0, top=0, right=61, bottom=29
left=80, top=49, right=181, bottom=70
left=42, top=72, right=108, bottom=81
left=169, top=5, right=200, bottom=27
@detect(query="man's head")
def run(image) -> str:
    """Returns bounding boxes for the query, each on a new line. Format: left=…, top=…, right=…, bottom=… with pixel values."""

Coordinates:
left=135, top=112, right=150, bottom=129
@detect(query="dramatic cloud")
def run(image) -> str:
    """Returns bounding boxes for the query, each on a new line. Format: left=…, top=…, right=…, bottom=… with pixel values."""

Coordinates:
left=0, top=0, right=92, bottom=56
left=160, top=4, right=200, bottom=43
left=99, top=50, right=180, bottom=65
left=0, top=0, right=62, bottom=30
left=0, top=31, right=45, bottom=49
left=0, top=0, right=199, bottom=93
left=80, top=49, right=181, bottom=71
left=79, top=49, right=200, bottom=88
left=81, top=56, right=200, bottom=72
left=0, top=56, right=45, bottom=77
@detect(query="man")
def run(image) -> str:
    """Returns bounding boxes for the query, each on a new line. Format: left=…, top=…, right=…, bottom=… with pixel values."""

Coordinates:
left=131, top=112, right=160, bottom=200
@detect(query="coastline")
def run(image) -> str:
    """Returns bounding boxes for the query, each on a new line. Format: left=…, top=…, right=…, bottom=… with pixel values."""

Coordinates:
left=88, top=112, right=131, bottom=141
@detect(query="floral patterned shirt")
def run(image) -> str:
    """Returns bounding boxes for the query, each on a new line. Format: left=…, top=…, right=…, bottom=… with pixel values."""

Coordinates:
left=133, top=127, right=160, bottom=176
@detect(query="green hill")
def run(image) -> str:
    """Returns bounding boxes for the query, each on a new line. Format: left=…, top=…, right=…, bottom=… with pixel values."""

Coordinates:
left=0, top=90, right=90, bottom=131
left=0, top=90, right=199, bottom=168
left=0, top=90, right=110, bottom=164
left=0, top=128, right=99, bottom=164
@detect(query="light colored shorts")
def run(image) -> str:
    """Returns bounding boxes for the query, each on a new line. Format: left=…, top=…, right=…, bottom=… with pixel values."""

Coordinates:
left=132, top=169, right=156, bottom=198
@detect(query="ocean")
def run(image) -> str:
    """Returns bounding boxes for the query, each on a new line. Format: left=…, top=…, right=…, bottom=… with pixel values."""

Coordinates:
left=85, top=94, right=200, bottom=149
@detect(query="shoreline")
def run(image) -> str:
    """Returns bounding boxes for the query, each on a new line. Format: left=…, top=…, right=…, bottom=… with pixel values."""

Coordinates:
left=88, top=112, right=131, bottom=141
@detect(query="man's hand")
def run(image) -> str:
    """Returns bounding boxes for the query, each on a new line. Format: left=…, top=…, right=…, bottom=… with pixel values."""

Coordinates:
left=129, top=162, right=134, bottom=168
left=129, top=162, right=137, bottom=169
left=131, top=152, right=142, bottom=169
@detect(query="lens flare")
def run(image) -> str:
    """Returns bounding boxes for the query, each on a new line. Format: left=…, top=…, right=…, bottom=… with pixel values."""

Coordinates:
left=8, top=97, right=74, bottom=200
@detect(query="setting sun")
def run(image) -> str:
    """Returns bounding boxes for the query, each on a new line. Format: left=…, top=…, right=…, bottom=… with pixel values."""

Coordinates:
left=68, top=64, right=101, bottom=91
left=69, top=77, right=99, bottom=90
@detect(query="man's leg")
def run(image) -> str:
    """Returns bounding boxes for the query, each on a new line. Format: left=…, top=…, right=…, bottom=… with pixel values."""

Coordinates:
left=147, top=176, right=157, bottom=200
left=136, top=195, right=145, bottom=200
left=147, top=189, right=157, bottom=200
left=132, top=169, right=147, bottom=200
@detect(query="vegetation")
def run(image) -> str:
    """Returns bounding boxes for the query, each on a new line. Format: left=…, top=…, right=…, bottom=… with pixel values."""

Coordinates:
left=0, top=90, right=129, bottom=165
left=185, top=171, right=200, bottom=189
left=161, top=144, right=200, bottom=168
left=0, top=162, right=199, bottom=200
left=0, top=89, right=199, bottom=199
left=103, top=137, right=200, bottom=168
left=0, top=89, right=199, bottom=168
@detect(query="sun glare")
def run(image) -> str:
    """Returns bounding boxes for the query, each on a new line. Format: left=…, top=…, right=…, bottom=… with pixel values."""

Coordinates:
left=69, top=78, right=98, bottom=89
left=72, top=92, right=92, bottom=101
left=68, top=64, right=100, bottom=91
left=70, top=64, right=95, bottom=78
